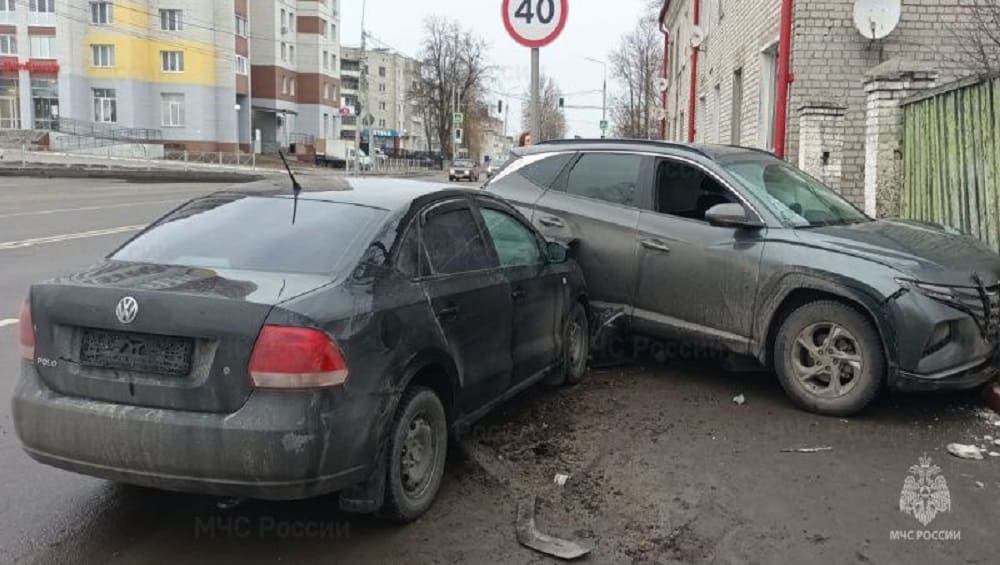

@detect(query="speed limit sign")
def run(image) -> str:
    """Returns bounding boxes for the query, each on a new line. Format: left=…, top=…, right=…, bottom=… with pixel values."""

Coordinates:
left=502, top=0, right=569, bottom=48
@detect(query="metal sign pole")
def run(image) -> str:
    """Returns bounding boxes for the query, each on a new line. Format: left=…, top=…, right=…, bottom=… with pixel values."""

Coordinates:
left=530, top=47, right=540, bottom=143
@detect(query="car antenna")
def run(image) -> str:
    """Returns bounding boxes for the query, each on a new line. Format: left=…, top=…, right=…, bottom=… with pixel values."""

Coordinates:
left=277, top=149, right=303, bottom=224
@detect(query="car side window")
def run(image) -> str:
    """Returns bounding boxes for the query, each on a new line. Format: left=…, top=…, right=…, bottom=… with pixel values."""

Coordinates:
left=564, top=153, right=643, bottom=206
left=421, top=205, right=496, bottom=275
left=656, top=159, right=738, bottom=221
left=481, top=208, right=543, bottom=267
left=518, top=153, right=574, bottom=188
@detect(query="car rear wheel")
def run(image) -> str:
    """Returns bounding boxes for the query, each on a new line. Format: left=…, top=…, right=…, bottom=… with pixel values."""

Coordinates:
left=379, top=387, right=448, bottom=522
left=774, top=301, right=883, bottom=416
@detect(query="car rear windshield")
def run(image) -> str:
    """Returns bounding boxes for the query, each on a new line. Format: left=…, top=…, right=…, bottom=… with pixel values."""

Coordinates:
left=111, top=195, right=386, bottom=275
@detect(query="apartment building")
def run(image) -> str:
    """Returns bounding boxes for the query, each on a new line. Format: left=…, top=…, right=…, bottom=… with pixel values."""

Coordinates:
left=0, top=0, right=339, bottom=153
left=661, top=0, right=985, bottom=208
left=341, top=45, right=426, bottom=156
left=249, top=0, right=340, bottom=153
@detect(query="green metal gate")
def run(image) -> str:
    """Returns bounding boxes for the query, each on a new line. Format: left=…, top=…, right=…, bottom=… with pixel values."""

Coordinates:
left=901, top=75, right=1000, bottom=250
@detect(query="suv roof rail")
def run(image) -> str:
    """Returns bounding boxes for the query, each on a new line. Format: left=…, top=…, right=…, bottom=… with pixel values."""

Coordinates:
left=719, top=144, right=776, bottom=157
left=532, top=138, right=711, bottom=158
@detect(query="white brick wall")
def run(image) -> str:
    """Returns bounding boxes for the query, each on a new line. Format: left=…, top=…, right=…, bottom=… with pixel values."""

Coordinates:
left=661, top=0, right=986, bottom=206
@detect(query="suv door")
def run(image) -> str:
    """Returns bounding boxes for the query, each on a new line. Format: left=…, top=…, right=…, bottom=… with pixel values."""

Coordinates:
left=476, top=201, right=562, bottom=387
left=532, top=151, right=651, bottom=315
left=415, top=199, right=514, bottom=412
left=633, top=157, right=766, bottom=352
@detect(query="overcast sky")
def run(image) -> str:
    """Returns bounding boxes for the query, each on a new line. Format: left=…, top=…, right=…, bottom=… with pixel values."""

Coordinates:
left=340, top=0, right=653, bottom=138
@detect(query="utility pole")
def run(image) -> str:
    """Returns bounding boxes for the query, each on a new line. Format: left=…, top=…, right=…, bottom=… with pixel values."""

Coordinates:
left=353, top=0, right=367, bottom=173
left=530, top=48, right=540, bottom=143
left=585, top=57, right=608, bottom=138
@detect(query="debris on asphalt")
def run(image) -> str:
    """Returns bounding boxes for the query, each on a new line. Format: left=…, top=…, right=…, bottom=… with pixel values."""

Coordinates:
left=554, top=473, right=570, bottom=486
left=988, top=452, right=1000, bottom=457
left=780, top=446, right=833, bottom=453
left=947, top=443, right=985, bottom=460
left=975, top=481, right=985, bottom=489
left=515, top=495, right=595, bottom=560
left=733, top=394, right=746, bottom=406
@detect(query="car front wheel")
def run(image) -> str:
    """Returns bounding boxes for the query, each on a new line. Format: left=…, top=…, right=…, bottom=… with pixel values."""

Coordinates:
left=774, top=301, right=883, bottom=416
left=379, top=387, right=448, bottom=522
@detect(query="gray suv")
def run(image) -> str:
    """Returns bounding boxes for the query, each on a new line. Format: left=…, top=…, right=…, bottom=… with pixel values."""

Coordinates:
left=487, top=140, right=1000, bottom=416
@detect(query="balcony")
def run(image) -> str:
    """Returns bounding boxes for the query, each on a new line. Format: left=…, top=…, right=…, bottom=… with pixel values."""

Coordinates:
left=29, top=12, right=56, bottom=26
left=0, top=11, right=15, bottom=25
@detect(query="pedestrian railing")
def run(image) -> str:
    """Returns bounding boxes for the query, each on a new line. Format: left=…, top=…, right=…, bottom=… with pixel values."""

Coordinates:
left=163, top=150, right=256, bottom=168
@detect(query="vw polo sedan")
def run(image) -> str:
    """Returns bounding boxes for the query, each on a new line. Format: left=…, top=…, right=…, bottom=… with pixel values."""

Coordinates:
left=487, top=140, right=1000, bottom=416
left=13, top=180, right=589, bottom=521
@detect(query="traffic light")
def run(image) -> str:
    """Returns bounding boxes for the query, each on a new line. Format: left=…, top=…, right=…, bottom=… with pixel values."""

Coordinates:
left=455, top=128, right=463, bottom=143
left=559, top=97, right=565, bottom=109
left=498, top=100, right=504, bottom=114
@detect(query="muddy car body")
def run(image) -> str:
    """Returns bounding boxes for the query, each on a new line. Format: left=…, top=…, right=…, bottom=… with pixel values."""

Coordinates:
left=12, top=180, right=589, bottom=520
left=486, top=140, right=1000, bottom=415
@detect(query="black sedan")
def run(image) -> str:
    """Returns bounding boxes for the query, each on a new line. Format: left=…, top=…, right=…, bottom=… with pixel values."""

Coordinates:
left=12, top=179, right=590, bottom=522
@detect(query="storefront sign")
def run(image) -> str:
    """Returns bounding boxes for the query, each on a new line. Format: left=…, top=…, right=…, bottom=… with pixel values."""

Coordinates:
left=0, top=60, right=61, bottom=73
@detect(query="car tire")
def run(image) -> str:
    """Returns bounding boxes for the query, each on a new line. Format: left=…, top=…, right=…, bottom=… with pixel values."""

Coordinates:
left=546, top=303, right=590, bottom=387
left=774, top=300, right=883, bottom=416
left=378, top=386, right=448, bottom=522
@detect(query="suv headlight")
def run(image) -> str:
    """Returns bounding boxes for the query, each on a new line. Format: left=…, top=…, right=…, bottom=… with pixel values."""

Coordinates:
left=896, top=279, right=956, bottom=302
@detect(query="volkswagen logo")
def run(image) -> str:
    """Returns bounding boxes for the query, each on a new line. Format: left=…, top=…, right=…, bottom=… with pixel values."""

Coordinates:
left=115, top=296, right=139, bottom=325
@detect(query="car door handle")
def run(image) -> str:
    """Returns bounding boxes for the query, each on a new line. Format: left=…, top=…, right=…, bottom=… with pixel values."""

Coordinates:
left=539, top=216, right=565, bottom=228
left=437, top=305, right=461, bottom=320
left=641, top=239, right=672, bottom=253
left=512, top=288, right=526, bottom=300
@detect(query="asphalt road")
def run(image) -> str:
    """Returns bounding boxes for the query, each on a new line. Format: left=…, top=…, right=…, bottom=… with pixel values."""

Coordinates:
left=2, top=175, right=999, bottom=564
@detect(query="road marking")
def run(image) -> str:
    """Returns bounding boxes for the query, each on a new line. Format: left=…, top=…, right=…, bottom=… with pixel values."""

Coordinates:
left=0, top=199, right=182, bottom=219
left=0, top=225, right=145, bottom=250
left=0, top=318, right=17, bottom=328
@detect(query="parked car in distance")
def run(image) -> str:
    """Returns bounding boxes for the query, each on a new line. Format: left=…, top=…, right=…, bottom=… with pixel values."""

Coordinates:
left=13, top=179, right=589, bottom=522
left=486, top=139, right=1000, bottom=416
left=450, top=160, right=480, bottom=182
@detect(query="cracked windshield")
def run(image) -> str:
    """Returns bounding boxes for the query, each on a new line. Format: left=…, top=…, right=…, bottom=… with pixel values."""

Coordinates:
left=3, top=0, right=1000, bottom=563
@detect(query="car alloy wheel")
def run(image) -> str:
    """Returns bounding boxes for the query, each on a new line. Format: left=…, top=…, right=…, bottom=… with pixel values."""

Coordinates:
left=791, top=322, right=863, bottom=398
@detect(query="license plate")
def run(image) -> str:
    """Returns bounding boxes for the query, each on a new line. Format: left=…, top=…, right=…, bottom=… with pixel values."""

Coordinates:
left=80, top=329, right=193, bottom=376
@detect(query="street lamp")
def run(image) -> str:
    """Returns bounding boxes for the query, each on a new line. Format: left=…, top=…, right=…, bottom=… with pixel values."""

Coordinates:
left=583, top=57, right=607, bottom=138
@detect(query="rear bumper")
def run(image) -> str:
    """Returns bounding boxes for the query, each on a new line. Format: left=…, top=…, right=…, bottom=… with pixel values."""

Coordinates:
left=12, top=363, right=375, bottom=500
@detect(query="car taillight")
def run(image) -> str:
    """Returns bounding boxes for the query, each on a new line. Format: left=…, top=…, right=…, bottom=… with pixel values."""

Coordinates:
left=248, top=325, right=349, bottom=389
left=19, top=300, right=34, bottom=361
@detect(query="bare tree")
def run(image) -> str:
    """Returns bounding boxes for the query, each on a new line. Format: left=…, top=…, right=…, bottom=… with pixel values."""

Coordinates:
left=414, top=18, right=492, bottom=159
left=521, top=74, right=567, bottom=141
left=957, top=0, right=1000, bottom=74
left=609, top=17, right=663, bottom=139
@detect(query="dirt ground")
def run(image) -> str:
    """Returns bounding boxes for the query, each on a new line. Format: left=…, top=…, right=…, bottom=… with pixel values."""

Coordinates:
left=31, top=356, right=999, bottom=565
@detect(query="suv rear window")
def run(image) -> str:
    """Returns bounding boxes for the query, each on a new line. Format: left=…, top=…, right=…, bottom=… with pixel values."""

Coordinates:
left=112, top=195, right=386, bottom=275
left=518, top=153, right=574, bottom=188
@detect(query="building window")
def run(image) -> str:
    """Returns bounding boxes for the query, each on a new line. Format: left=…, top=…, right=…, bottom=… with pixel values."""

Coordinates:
left=324, top=83, right=330, bottom=100
left=0, top=0, right=14, bottom=12
left=378, top=83, right=385, bottom=92
left=91, top=1, right=113, bottom=25
left=280, top=42, right=287, bottom=62
left=235, top=15, right=248, bottom=37
left=161, top=93, right=185, bottom=127
left=29, top=35, right=55, bottom=59
left=330, top=23, right=336, bottom=39
left=322, top=112, right=328, bottom=137
left=160, top=9, right=183, bottom=31
left=91, top=44, right=115, bottom=67
left=378, top=119, right=386, bottom=128
left=289, top=79, right=296, bottom=96
left=323, top=51, right=329, bottom=70
left=378, top=66, right=386, bottom=77
left=93, top=88, right=117, bottom=123
left=289, top=11, right=295, bottom=32
left=731, top=67, right=743, bottom=144
left=320, top=18, right=327, bottom=37
left=281, top=77, right=288, bottom=94
left=29, top=0, right=54, bottom=13
left=759, top=44, right=778, bottom=149
left=0, top=34, right=16, bottom=55
left=331, top=55, right=337, bottom=71
left=289, top=45, right=295, bottom=65
left=280, top=9, right=287, bottom=31
left=379, top=101, right=386, bottom=111
left=236, top=55, right=248, bottom=75
left=160, top=50, right=185, bottom=72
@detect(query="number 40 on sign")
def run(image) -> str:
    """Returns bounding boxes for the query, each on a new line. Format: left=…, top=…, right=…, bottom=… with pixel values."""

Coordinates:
left=502, top=0, right=568, bottom=49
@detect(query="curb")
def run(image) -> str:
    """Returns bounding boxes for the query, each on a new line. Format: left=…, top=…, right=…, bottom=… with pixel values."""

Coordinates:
left=0, top=166, right=263, bottom=184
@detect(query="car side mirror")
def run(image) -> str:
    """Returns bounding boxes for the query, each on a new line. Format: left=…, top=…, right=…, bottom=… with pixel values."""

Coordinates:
left=705, top=203, right=762, bottom=229
left=546, top=241, right=569, bottom=264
